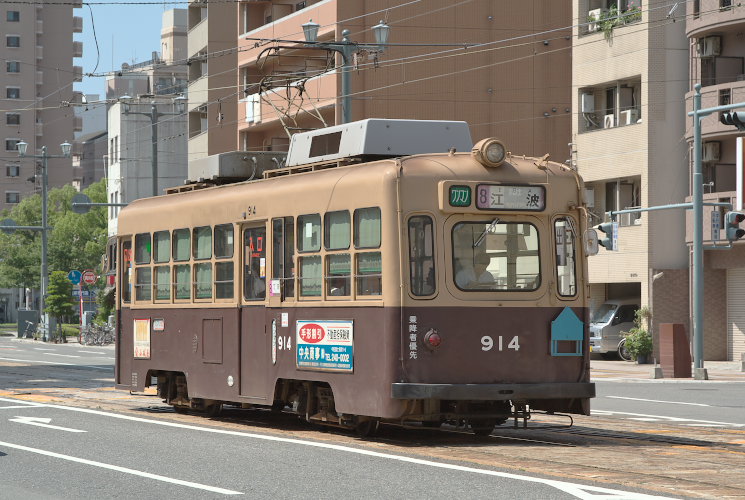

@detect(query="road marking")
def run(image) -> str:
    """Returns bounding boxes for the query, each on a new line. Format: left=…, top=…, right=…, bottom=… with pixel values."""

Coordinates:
left=45, top=353, right=81, bottom=358
left=9, top=416, right=86, bottom=433
left=0, top=405, right=43, bottom=410
left=0, top=397, right=670, bottom=500
left=0, top=439, right=242, bottom=495
left=0, top=357, right=110, bottom=371
left=593, top=409, right=744, bottom=427
left=78, top=350, right=106, bottom=354
left=33, top=348, right=54, bottom=351
left=606, top=396, right=710, bottom=407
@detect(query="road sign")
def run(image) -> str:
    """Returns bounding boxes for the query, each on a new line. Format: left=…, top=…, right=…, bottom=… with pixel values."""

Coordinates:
left=82, top=269, right=97, bottom=285
left=1, top=218, right=16, bottom=234
left=71, top=193, right=92, bottom=214
left=711, top=210, right=721, bottom=241
left=67, top=270, right=82, bottom=285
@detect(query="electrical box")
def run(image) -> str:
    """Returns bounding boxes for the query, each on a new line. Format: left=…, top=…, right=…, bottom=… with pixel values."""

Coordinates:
left=581, top=93, right=595, bottom=113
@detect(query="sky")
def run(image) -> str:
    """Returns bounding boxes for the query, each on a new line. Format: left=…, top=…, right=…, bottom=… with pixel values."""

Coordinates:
left=75, top=3, right=174, bottom=98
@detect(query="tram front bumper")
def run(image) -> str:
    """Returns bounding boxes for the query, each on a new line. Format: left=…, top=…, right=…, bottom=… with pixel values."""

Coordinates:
left=391, top=382, right=595, bottom=401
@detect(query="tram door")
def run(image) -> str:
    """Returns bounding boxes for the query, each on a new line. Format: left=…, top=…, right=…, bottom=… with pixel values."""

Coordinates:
left=239, top=223, right=270, bottom=400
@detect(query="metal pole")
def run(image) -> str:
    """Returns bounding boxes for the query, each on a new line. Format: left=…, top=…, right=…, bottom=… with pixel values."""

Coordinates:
left=151, top=104, right=158, bottom=197
left=340, top=30, right=352, bottom=124
left=692, top=83, right=705, bottom=378
left=40, top=146, right=48, bottom=342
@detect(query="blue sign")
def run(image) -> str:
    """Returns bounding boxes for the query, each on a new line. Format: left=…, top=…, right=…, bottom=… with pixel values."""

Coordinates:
left=72, top=289, right=96, bottom=297
left=67, top=270, right=82, bottom=285
left=296, top=320, right=354, bottom=372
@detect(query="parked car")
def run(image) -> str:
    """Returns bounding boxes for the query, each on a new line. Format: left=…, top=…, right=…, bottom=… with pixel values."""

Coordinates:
left=589, top=299, right=639, bottom=360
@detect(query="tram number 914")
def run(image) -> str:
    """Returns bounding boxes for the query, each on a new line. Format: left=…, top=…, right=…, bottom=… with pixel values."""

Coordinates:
left=481, top=335, right=520, bottom=352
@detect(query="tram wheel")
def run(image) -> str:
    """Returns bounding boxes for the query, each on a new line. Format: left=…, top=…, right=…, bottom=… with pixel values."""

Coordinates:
left=470, top=419, right=497, bottom=436
left=173, top=405, right=189, bottom=414
left=205, top=403, right=223, bottom=417
left=355, top=419, right=380, bottom=438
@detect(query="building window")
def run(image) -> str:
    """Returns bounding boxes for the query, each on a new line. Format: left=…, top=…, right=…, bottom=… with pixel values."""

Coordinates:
left=6, top=113, right=19, bottom=126
left=6, top=165, right=19, bottom=177
left=5, top=192, right=20, bottom=204
left=5, top=139, right=20, bottom=152
left=6, top=36, right=19, bottom=48
left=6, top=87, right=19, bottom=99
left=6, top=61, right=19, bottom=73
left=296, top=1, right=307, bottom=10
left=6, top=11, right=19, bottom=22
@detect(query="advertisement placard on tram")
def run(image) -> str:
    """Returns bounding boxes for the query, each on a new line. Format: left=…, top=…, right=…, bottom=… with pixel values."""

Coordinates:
left=296, top=320, right=354, bottom=372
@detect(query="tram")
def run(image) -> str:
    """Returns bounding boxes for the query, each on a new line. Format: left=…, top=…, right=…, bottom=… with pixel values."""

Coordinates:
left=113, top=119, right=596, bottom=435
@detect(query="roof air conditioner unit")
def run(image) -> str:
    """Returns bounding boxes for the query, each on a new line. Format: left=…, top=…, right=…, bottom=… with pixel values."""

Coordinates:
left=699, top=36, right=721, bottom=57
left=703, top=142, right=721, bottom=162
left=581, top=93, right=595, bottom=113
left=620, top=109, right=640, bottom=125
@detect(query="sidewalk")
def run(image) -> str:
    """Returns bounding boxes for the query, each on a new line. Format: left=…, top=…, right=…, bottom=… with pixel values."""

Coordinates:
left=591, top=356, right=745, bottom=381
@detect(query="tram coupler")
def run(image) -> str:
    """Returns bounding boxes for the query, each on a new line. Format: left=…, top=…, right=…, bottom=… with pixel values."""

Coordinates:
left=512, top=404, right=530, bottom=429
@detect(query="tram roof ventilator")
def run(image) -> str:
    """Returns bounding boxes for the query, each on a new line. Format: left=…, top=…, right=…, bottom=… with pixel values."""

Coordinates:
left=285, top=119, right=473, bottom=168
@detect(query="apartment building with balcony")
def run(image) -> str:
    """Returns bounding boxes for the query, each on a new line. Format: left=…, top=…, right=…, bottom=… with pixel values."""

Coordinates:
left=0, top=2, right=83, bottom=211
left=572, top=1, right=690, bottom=348
left=685, top=1, right=745, bottom=361
left=187, top=0, right=238, bottom=160
left=234, top=0, right=572, bottom=161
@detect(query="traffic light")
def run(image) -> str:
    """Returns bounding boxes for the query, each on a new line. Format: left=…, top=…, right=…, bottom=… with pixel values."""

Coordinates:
left=720, top=111, right=745, bottom=131
left=596, top=221, right=618, bottom=251
left=725, top=211, right=745, bottom=242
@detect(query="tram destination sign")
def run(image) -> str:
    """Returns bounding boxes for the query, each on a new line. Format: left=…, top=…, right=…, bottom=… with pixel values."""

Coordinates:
left=476, top=184, right=546, bottom=211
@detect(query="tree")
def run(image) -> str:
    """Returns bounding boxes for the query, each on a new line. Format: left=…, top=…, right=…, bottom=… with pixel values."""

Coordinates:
left=46, top=271, right=74, bottom=342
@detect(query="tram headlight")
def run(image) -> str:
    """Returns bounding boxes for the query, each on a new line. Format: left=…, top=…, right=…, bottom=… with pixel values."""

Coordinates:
left=472, top=138, right=507, bottom=168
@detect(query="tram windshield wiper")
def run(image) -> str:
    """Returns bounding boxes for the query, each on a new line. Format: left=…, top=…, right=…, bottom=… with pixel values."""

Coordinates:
left=473, top=218, right=500, bottom=248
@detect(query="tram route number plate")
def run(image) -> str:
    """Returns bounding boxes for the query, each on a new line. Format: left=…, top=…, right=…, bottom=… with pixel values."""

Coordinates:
left=476, top=184, right=545, bottom=211
left=296, top=320, right=354, bottom=372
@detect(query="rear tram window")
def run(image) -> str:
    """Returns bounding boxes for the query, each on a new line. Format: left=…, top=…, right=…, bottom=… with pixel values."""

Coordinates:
left=452, top=221, right=540, bottom=292
left=408, top=216, right=436, bottom=296
left=214, top=224, right=234, bottom=258
left=215, top=262, right=234, bottom=299
left=297, top=214, right=320, bottom=252
left=244, top=227, right=266, bottom=300
left=193, top=226, right=212, bottom=260
left=356, top=252, right=382, bottom=296
left=299, top=255, right=322, bottom=296
left=121, top=241, right=132, bottom=303
left=354, top=207, right=381, bottom=249
left=134, top=233, right=151, bottom=264
left=174, top=264, right=190, bottom=299
left=324, top=211, right=350, bottom=250
left=194, top=263, right=212, bottom=299
left=172, top=229, right=190, bottom=262
left=327, top=254, right=351, bottom=297
left=153, top=231, right=170, bottom=263
left=155, top=266, right=170, bottom=300
left=555, top=218, right=577, bottom=297
left=135, top=267, right=151, bottom=301
left=272, top=217, right=295, bottom=299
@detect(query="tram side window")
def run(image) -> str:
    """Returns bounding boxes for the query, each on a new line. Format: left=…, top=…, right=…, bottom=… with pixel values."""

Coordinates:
left=153, top=231, right=170, bottom=263
left=153, top=231, right=170, bottom=301
left=325, top=211, right=350, bottom=249
left=174, top=264, right=190, bottom=300
left=299, top=255, right=322, bottom=297
left=135, top=267, right=152, bottom=301
left=555, top=218, right=577, bottom=297
left=134, top=233, right=151, bottom=301
left=355, top=207, right=382, bottom=295
left=408, top=216, right=436, bottom=296
left=135, top=233, right=151, bottom=264
left=244, top=227, right=266, bottom=300
left=452, top=222, right=540, bottom=291
left=193, top=226, right=212, bottom=260
left=194, top=263, right=212, bottom=299
left=272, top=217, right=295, bottom=299
left=155, top=265, right=170, bottom=300
left=121, top=241, right=132, bottom=303
left=325, top=211, right=351, bottom=296
left=297, top=214, right=321, bottom=252
left=214, top=224, right=234, bottom=300
left=172, top=229, right=190, bottom=261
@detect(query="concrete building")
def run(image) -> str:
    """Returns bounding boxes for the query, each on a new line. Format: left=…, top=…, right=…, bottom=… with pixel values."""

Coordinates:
left=72, top=130, right=107, bottom=191
left=232, top=0, right=572, bottom=161
left=187, top=0, right=238, bottom=160
left=572, top=1, right=690, bottom=348
left=685, top=1, right=745, bottom=361
left=0, top=2, right=83, bottom=211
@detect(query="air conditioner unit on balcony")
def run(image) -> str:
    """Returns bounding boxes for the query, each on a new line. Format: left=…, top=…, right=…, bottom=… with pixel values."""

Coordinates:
left=703, top=142, right=721, bottom=162
left=603, top=114, right=615, bottom=128
left=581, top=93, right=595, bottom=113
left=699, top=36, right=721, bottom=58
left=620, top=109, right=640, bottom=125
left=587, top=8, right=606, bottom=32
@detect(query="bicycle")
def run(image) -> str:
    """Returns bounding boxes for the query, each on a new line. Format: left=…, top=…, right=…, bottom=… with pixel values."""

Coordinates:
left=80, top=323, right=115, bottom=346
left=23, top=320, right=37, bottom=339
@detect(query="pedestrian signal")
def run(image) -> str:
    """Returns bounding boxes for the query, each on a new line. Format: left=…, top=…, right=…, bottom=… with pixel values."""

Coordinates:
left=596, top=221, right=618, bottom=251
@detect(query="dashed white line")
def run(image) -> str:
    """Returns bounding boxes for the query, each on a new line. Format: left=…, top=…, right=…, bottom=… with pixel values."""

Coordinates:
left=45, top=353, right=81, bottom=358
left=606, top=396, right=710, bottom=407
left=593, top=409, right=744, bottom=427
left=0, top=357, right=110, bottom=371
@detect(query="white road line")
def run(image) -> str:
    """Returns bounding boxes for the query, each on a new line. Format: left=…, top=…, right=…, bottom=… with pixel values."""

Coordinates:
left=0, top=357, right=110, bottom=371
left=592, top=409, right=744, bottom=427
left=33, top=348, right=54, bottom=351
left=45, top=353, right=81, bottom=358
left=606, top=396, right=710, bottom=407
left=9, top=416, right=86, bottom=433
left=78, top=350, right=106, bottom=354
left=0, top=397, right=670, bottom=500
left=0, top=440, right=241, bottom=495
left=0, top=405, right=43, bottom=410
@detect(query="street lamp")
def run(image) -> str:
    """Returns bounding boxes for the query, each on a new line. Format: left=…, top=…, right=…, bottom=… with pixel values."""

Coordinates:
left=301, top=19, right=390, bottom=124
left=16, top=139, right=71, bottom=341
left=120, top=95, right=187, bottom=197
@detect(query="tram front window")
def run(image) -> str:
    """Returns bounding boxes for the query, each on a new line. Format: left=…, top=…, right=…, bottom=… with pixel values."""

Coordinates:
left=452, top=221, right=540, bottom=291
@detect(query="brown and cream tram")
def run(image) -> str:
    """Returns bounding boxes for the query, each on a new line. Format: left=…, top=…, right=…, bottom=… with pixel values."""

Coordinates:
left=114, top=119, right=596, bottom=435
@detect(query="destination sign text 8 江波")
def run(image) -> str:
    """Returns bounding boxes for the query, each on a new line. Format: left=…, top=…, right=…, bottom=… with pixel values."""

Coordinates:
left=476, top=184, right=545, bottom=211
